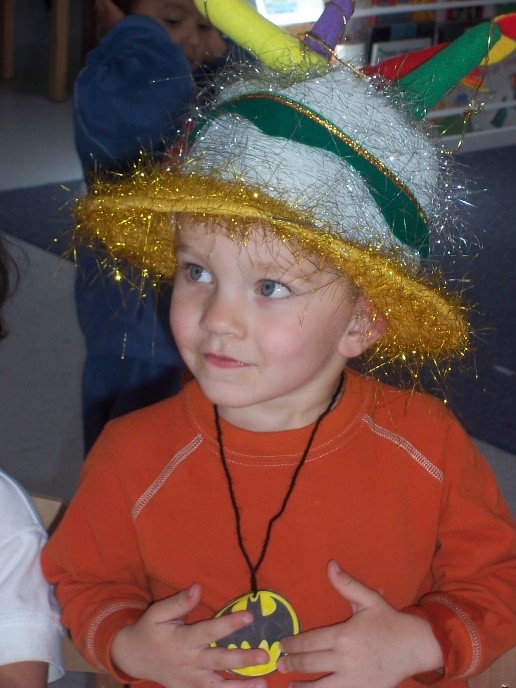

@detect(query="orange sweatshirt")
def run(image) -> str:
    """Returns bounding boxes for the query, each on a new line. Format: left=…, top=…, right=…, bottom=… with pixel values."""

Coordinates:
left=42, top=369, right=516, bottom=687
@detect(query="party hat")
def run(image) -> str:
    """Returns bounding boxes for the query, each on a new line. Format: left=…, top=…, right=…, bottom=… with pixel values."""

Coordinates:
left=76, top=1, right=515, bottom=369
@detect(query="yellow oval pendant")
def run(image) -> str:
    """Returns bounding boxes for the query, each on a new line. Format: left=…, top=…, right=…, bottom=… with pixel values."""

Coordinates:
left=211, top=590, right=300, bottom=676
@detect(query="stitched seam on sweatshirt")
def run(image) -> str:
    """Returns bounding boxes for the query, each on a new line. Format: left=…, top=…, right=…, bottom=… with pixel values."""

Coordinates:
left=221, top=419, right=365, bottom=468
left=131, top=435, right=203, bottom=520
left=86, top=601, right=147, bottom=669
left=362, top=414, right=443, bottom=482
left=428, top=594, right=482, bottom=676
left=187, top=381, right=373, bottom=462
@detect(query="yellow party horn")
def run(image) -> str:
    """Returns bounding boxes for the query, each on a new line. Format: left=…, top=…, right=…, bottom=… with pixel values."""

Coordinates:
left=193, top=0, right=328, bottom=73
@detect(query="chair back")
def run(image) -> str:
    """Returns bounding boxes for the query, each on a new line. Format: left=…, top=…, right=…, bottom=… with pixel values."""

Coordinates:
left=468, top=646, right=515, bottom=688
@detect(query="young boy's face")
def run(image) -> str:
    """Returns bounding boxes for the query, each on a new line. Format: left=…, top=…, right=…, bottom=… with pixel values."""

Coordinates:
left=171, top=217, right=373, bottom=431
left=132, top=0, right=227, bottom=69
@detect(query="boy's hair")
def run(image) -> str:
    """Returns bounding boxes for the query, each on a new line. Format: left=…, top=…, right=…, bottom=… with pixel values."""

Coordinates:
left=0, top=237, right=17, bottom=340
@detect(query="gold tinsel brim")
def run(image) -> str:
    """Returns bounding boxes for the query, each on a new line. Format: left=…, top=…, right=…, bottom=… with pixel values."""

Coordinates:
left=75, top=169, right=469, bottom=363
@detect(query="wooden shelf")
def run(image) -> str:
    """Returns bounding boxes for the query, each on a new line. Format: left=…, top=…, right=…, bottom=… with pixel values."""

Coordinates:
left=443, top=123, right=516, bottom=151
left=428, top=99, right=516, bottom=120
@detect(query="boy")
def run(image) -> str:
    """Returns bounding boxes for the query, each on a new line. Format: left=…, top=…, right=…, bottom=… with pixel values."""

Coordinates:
left=43, top=3, right=516, bottom=687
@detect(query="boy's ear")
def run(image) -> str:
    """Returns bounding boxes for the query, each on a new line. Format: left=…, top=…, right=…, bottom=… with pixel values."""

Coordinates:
left=338, top=296, right=386, bottom=359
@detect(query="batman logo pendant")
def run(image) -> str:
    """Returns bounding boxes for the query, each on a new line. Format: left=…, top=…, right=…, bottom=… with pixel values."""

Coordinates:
left=210, top=590, right=300, bottom=676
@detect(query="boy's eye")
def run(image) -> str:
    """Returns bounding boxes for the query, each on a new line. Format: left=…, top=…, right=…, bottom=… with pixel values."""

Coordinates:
left=258, top=279, right=289, bottom=298
left=188, top=264, right=212, bottom=283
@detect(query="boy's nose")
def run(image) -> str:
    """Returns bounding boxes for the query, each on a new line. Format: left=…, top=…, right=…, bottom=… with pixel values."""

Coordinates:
left=181, top=22, right=202, bottom=48
left=180, top=26, right=203, bottom=65
left=200, top=290, right=245, bottom=338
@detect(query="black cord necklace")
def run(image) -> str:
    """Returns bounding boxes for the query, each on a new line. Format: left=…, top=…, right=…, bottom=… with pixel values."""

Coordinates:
left=210, top=372, right=345, bottom=677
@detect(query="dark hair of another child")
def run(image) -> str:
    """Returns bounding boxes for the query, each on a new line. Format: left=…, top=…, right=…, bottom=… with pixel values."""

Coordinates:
left=0, top=238, right=18, bottom=340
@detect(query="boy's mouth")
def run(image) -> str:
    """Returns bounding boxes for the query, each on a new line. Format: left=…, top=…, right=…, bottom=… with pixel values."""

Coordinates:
left=203, top=352, right=248, bottom=369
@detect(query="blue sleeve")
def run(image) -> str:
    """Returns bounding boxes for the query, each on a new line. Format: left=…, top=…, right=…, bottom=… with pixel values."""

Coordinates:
left=74, top=15, right=194, bottom=172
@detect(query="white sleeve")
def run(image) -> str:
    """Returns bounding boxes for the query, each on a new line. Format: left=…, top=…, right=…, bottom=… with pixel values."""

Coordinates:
left=0, top=472, right=64, bottom=682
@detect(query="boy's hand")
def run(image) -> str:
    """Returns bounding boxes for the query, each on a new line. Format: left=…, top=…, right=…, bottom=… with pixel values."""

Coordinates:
left=96, top=0, right=125, bottom=35
left=111, top=583, right=269, bottom=688
left=277, top=560, right=444, bottom=688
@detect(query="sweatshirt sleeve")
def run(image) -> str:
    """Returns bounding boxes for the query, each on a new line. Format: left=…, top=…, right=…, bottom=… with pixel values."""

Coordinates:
left=41, top=425, right=151, bottom=681
left=74, top=15, right=194, bottom=172
left=405, top=415, right=516, bottom=683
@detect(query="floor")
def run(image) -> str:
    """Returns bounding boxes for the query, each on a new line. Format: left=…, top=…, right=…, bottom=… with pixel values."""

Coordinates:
left=0, top=3, right=514, bottom=687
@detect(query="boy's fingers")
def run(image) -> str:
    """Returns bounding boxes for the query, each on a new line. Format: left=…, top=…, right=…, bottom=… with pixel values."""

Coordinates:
left=189, top=609, right=256, bottom=645
left=205, top=646, right=269, bottom=671
left=278, top=649, right=333, bottom=674
left=281, top=626, right=336, bottom=654
left=327, top=560, right=381, bottom=614
left=281, top=562, right=386, bottom=655
left=150, top=587, right=261, bottom=649
left=149, top=583, right=202, bottom=622
left=95, top=0, right=124, bottom=33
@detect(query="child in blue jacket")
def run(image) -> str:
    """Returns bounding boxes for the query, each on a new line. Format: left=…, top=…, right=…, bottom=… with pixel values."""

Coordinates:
left=75, top=0, right=227, bottom=171
left=74, top=0, right=228, bottom=452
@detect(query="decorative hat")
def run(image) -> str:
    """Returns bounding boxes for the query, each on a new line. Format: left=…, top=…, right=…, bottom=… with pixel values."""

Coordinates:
left=75, top=1, right=516, bottom=370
